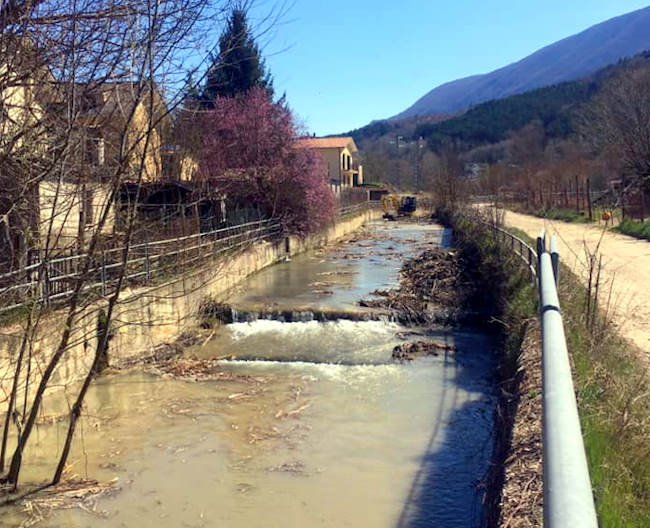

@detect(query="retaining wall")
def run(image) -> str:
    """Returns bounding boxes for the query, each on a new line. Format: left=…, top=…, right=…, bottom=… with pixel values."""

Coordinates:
left=0, top=208, right=382, bottom=395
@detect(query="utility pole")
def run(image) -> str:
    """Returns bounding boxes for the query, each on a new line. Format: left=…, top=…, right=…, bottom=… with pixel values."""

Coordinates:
left=415, top=136, right=424, bottom=192
left=395, top=135, right=403, bottom=187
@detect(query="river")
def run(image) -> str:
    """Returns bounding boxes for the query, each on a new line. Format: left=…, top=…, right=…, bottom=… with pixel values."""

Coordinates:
left=3, top=221, right=497, bottom=527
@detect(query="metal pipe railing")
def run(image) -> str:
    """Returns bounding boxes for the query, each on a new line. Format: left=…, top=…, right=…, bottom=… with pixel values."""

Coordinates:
left=471, top=212, right=597, bottom=526
left=539, top=251, right=597, bottom=527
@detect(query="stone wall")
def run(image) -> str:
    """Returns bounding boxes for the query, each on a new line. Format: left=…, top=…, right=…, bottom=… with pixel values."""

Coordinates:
left=0, top=208, right=381, bottom=395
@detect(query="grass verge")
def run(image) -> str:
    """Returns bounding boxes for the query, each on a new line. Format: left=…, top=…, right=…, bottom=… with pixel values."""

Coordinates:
left=559, top=269, right=650, bottom=526
left=534, top=207, right=591, bottom=223
left=613, top=218, right=650, bottom=241
left=505, top=225, right=650, bottom=526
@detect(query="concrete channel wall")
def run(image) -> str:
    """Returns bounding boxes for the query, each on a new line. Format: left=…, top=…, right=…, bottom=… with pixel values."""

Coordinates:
left=0, top=208, right=382, bottom=394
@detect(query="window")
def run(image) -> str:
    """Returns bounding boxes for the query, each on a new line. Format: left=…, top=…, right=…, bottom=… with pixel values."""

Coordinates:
left=84, top=128, right=104, bottom=165
left=82, top=187, right=94, bottom=226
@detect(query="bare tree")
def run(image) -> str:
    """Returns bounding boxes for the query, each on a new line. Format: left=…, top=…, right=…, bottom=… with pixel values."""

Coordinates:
left=0, top=0, right=244, bottom=491
left=581, top=65, right=650, bottom=193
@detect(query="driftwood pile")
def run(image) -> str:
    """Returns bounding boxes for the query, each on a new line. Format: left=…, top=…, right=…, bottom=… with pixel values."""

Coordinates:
left=359, top=248, right=467, bottom=324
left=392, top=340, right=457, bottom=361
left=19, top=479, right=119, bottom=526
left=147, top=356, right=262, bottom=383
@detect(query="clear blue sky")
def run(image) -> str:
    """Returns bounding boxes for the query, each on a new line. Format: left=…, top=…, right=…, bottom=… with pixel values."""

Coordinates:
left=248, top=0, right=650, bottom=136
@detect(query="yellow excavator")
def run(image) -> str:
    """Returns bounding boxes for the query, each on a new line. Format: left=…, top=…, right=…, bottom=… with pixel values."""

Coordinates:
left=381, top=195, right=417, bottom=220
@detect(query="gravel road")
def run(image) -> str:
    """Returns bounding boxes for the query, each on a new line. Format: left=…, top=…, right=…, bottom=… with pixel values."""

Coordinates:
left=501, top=210, right=650, bottom=366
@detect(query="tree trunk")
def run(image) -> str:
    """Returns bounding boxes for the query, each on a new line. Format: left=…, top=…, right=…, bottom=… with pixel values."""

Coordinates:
left=52, top=310, right=111, bottom=484
left=0, top=316, right=32, bottom=474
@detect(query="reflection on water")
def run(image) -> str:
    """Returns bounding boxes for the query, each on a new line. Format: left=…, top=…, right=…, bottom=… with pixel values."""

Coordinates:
left=3, top=222, right=496, bottom=528
left=229, top=222, right=451, bottom=310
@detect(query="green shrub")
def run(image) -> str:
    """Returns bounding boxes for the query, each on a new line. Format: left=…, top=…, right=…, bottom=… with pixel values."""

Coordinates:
left=535, top=207, right=590, bottom=223
left=614, top=218, right=650, bottom=241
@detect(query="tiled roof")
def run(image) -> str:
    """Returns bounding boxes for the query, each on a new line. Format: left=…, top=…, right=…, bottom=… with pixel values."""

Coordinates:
left=294, top=136, right=356, bottom=150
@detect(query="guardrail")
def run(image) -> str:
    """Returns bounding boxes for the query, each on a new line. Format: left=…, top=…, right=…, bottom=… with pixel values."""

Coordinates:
left=537, top=231, right=597, bottom=528
left=477, top=215, right=597, bottom=527
left=339, top=201, right=380, bottom=217
left=487, top=223, right=538, bottom=279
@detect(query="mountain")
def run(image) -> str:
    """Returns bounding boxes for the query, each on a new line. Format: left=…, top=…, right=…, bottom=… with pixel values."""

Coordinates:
left=414, top=80, right=596, bottom=150
left=392, top=6, right=650, bottom=120
left=349, top=50, right=650, bottom=160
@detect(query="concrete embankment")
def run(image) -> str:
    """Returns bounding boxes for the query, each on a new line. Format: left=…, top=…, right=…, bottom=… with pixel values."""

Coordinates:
left=0, top=209, right=382, bottom=393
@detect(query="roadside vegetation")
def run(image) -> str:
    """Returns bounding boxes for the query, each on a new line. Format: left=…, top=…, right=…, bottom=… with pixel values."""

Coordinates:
left=503, top=222, right=649, bottom=525
left=614, top=218, right=650, bottom=241
left=559, top=267, right=650, bottom=526
left=435, top=195, right=650, bottom=525
left=531, top=207, right=591, bottom=223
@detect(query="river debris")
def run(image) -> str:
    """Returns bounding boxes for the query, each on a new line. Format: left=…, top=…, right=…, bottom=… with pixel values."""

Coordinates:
left=146, top=356, right=263, bottom=384
left=128, top=331, right=203, bottom=367
left=490, top=319, right=543, bottom=526
left=19, top=478, right=119, bottom=527
left=359, top=247, right=471, bottom=324
left=392, top=341, right=457, bottom=361
left=267, top=460, right=307, bottom=475
left=275, top=403, right=311, bottom=420
left=394, top=330, right=426, bottom=340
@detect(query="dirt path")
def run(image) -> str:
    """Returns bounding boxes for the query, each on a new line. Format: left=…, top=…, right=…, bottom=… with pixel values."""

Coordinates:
left=501, top=210, right=650, bottom=365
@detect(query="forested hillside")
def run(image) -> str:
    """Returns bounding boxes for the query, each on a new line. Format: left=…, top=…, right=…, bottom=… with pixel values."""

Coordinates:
left=414, top=81, right=596, bottom=150
left=349, top=51, right=650, bottom=156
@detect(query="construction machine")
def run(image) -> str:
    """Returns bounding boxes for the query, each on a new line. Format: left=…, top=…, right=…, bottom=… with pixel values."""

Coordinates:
left=381, top=195, right=417, bottom=220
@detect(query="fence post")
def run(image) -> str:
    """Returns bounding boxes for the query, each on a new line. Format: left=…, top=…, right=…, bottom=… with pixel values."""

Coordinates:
left=144, top=242, right=150, bottom=281
left=587, top=177, right=594, bottom=222
left=537, top=230, right=546, bottom=271
left=42, top=260, right=50, bottom=306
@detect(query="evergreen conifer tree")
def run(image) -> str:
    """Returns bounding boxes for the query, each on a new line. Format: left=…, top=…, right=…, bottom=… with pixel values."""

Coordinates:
left=202, top=8, right=273, bottom=104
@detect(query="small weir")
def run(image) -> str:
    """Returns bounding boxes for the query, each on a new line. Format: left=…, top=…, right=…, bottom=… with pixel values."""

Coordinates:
left=4, top=221, right=497, bottom=527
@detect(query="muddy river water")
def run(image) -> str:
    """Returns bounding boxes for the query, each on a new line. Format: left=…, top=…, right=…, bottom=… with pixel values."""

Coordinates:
left=4, top=222, right=497, bottom=527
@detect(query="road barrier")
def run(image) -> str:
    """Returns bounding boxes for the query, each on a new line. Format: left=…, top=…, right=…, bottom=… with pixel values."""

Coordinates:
left=537, top=232, right=598, bottom=528
left=481, top=218, right=598, bottom=527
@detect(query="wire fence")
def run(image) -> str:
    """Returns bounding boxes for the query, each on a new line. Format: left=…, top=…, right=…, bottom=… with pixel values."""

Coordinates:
left=0, top=219, right=282, bottom=314
left=0, top=202, right=381, bottom=315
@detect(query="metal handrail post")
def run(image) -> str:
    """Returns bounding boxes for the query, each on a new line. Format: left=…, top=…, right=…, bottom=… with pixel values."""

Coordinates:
left=144, top=242, right=150, bottom=281
left=550, top=236, right=560, bottom=286
left=537, top=229, right=546, bottom=267
left=539, top=254, right=597, bottom=528
left=537, top=229, right=546, bottom=298
left=101, top=251, right=107, bottom=296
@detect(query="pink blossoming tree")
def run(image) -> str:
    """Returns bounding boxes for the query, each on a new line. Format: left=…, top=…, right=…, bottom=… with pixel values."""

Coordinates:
left=200, top=87, right=336, bottom=235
